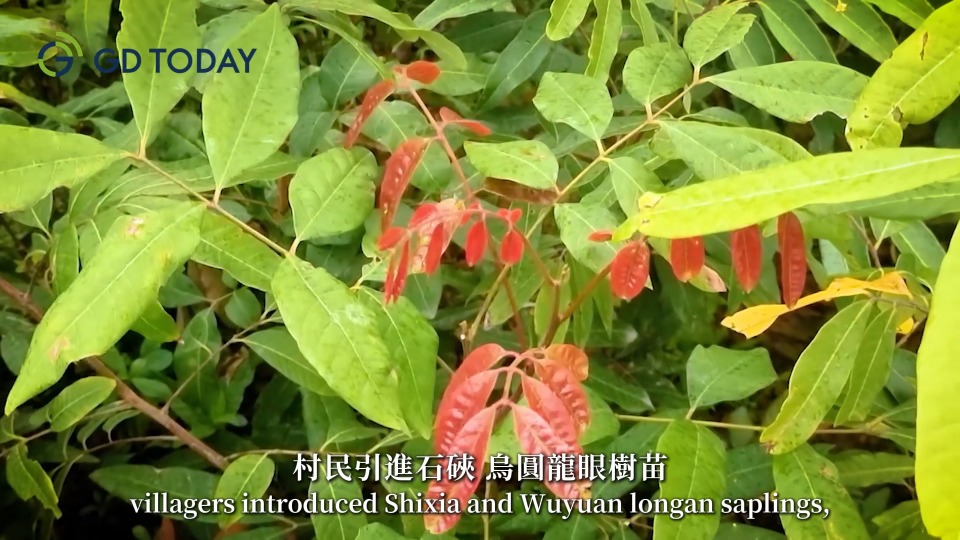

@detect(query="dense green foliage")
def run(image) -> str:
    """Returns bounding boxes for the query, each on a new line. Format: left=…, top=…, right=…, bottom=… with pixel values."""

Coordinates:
left=1, top=0, right=959, bottom=539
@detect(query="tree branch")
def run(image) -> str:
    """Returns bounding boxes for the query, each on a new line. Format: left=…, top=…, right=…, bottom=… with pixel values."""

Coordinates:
left=0, top=276, right=229, bottom=470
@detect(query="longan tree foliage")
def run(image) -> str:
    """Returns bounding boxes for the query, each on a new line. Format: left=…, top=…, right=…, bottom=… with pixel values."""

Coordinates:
left=1, top=0, right=959, bottom=538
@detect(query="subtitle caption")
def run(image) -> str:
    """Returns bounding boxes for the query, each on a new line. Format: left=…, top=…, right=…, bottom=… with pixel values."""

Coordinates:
left=129, top=452, right=830, bottom=521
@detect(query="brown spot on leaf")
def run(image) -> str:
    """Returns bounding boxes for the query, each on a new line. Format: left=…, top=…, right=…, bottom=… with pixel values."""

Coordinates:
left=49, top=336, right=69, bottom=361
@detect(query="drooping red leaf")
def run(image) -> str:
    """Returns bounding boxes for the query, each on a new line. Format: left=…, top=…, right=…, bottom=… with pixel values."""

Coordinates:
left=424, top=223, right=445, bottom=275
left=438, top=106, right=491, bottom=136
left=512, top=405, right=587, bottom=500
left=464, top=220, right=488, bottom=266
left=777, top=212, right=806, bottom=307
left=542, top=344, right=588, bottom=382
left=379, top=138, right=429, bottom=229
left=385, top=240, right=410, bottom=303
left=344, top=79, right=395, bottom=148
left=423, top=404, right=499, bottom=534
left=433, top=370, right=500, bottom=455
left=670, top=236, right=705, bottom=282
left=521, top=376, right=581, bottom=450
left=731, top=225, right=762, bottom=293
left=499, top=228, right=524, bottom=265
left=403, top=60, right=441, bottom=84
left=609, top=240, right=650, bottom=300
left=533, top=361, right=590, bottom=435
left=588, top=230, right=612, bottom=242
left=378, top=226, right=406, bottom=251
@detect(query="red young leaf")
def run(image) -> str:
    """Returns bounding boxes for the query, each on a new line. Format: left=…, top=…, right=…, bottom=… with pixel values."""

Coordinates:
left=433, top=370, right=500, bottom=455
left=499, top=228, right=524, bottom=264
left=542, top=344, right=588, bottom=382
left=512, top=405, right=587, bottom=500
left=731, top=225, right=762, bottom=293
left=404, top=60, right=441, bottom=84
left=379, top=138, right=430, bottom=229
left=344, top=79, right=395, bottom=148
left=424, top=223, right=445, bottom=275
left=670, top=236, right=705, bottom=282
left=778, top=212, right=806, bottom=307
left=588, top=230, right=613, bottom=242
left=439, top=107, right=492, bottom=136
left=410, top=202, right=439, bottom=228
left=385, top=240, right=411, bottom=303
left=610, top=240, right=650, bottom=300
left=378, top=226, right=406, bottom=251
left=432, top=344, right=508, bottom=454
left=521, top=376, right=581, bottom=451
left=423, top=404, right=499, bottom=534
left=464, top=220, right=488, bottom=266
left=533, top=362, right=590, bottom=435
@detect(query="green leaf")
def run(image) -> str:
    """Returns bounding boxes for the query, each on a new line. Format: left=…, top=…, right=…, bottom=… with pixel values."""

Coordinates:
left=715, top=524, right=785, bottom=540
left=310, top=475, right=367, bottom=539
left=728, top=21, right=776, bottom=69
left=216, top=454, right=275, bottom=527
left=682, top=4, right=755, bottom=68
left=203, top=4, right=300, bottom=190
left=51, top=223, right=80, bottom=296
left=609, top=156, right=662, bottom=216
left=686, top=345, right=776, bottom=409
left=117, top=0, right=201, bottom=148
left=654, top=420, right=726, bottom=539
left=629, top=0, right=660, bottom=46
left=760, top=301, right=875, bottom=454
left=91, top=466, right=220, bottom=523
left=802, top=0, right=896, bottom=62
left=654, top=120, right=808, bottom=180
left=773, top=445, right=869, bottom=539
left=243, top=328, right=333, bottom=396
left=0, top=126, right=125, bottom=213
left=464, top=140, right=558, bottom=189
left=892, top=221, right=946, bottom=284
left=613, top=148, right=960, bottom=239
left=290, top=147, right=377, bottom=242
left=622, top=43, right=692, bottom=106
left=584, top=0, right=621, bottom=79
left=584, top=362, right=654, bottom=414
left=357, top=288, right=437, bottom=440
left=916, top=223, right=960, bottom=538
left=131, top=301, right=180, bottom=342
left=846, top=1, right=960, bottom=150
left=872, top=501, right=930, bottom=540
left=415, top=0, right=509, bottom=30
left=863, top=0, right=932, bottom=28
left=836, top=307, right=897, bottom=423
left=759, top=0, right=837, bottom=63
left=46, top=376, right=116, bottom=432
left=65, top=0, right=113, bottom=65
left=533, top=72, right=613, bottom=141
left=725, top=445, right=775, bottom=499
left=6, top=444, right=60, bottom=518
left=708, top=62, right=869, bottom=122
left=555, top=203, right=622, bottom=272
left=479, top=10, right=552, bottom=110
left=316, top=39, right=379, bottom=107
left=832, top=451, right=914, bottom=488
left=547, top=0, right=591, bottom=39
left=5, top=203, right=203, bottom=414
left=271, top=257, right=406, bottom=431
left=225, top=288, right=261, bottom=328
left=193, top=211, right=281, bottom=293
left=282, top=0, right=466, bottom=68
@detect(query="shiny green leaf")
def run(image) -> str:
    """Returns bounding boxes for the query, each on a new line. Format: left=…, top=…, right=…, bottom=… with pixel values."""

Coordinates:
left=290, top=147, right=377, bottom=241
left=836, top=307, right=897, bottom=423
left=623, top=43, right=692, bottom=106
left=683, top=4, right=755, bottom=67
left=803, top=0, right=896, bottom=62
left=759, top=0, right=837, bottom=62
left=465, top=140, right=558, bottom=189
left=216, top=454, right=275, bottom=527
left=533, top=72, right=613, bottom=141
left=687, top=345, right=776, bottom=409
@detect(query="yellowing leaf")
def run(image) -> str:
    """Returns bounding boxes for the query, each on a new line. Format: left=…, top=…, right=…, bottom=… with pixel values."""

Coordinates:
left=723, top=272, right=912, bottom=338
left=897, top=316, right=915, bottom=334
left=722, top=304, right=791, bottom=338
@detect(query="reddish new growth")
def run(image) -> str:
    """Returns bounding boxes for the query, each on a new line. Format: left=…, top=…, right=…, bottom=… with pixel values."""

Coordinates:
left=424, top=343, right=591, bottom=534
left=342, top=61, right=531, bottom=303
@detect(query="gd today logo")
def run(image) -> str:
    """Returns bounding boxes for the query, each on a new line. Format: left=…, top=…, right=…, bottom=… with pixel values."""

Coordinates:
left=37, top=32, right=82, bottom=77
left=37, top=32, right=258, bottom=78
